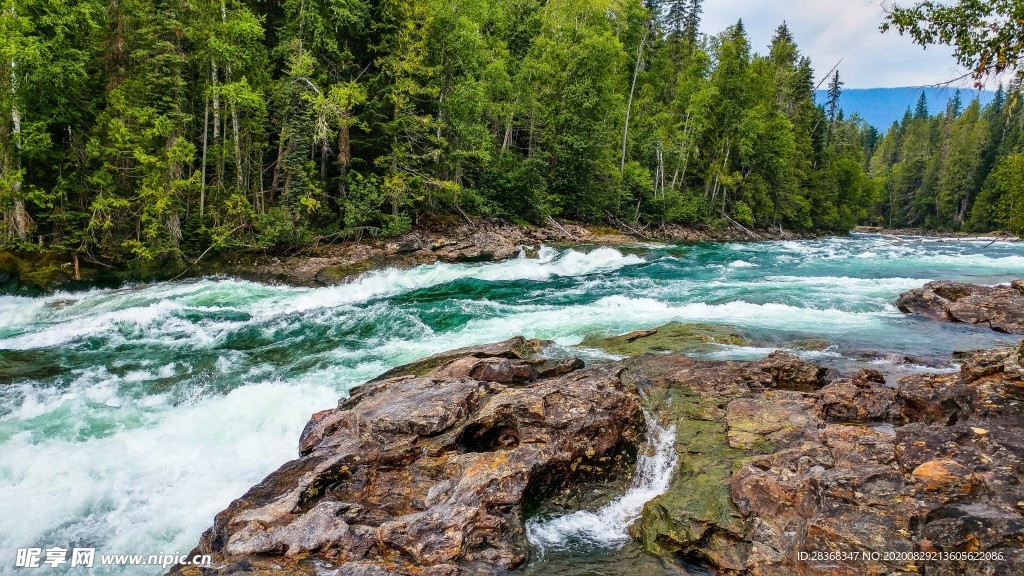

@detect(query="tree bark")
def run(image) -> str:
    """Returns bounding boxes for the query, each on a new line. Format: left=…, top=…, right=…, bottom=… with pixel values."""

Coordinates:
left=620, top=27, right=649, bottom=173
left=6, top=8, right=31, bottom=241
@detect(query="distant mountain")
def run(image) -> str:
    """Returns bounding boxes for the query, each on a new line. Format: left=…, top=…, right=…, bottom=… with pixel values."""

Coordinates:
left=814, top=87, right=996, bottom=129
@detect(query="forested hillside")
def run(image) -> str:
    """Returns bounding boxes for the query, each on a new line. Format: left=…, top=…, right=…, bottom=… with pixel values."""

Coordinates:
left=866, top=86, right=1024, bottom=234
left=0, top=0, right=876, bottom=266
left=814, top=87, right=995, bottom=129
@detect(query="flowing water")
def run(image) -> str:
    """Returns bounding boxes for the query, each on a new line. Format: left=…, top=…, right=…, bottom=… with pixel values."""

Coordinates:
left=2, top=234, right=1024, bottom=575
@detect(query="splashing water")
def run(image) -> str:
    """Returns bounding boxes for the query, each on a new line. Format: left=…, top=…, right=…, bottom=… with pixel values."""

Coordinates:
left=525, top=412, right=678, bottom=551
left=2, top=235, right=1024, bottom=574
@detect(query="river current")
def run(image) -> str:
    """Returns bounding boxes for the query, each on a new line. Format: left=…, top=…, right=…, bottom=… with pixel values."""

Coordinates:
left=2, top=234, right=1024, bottom=574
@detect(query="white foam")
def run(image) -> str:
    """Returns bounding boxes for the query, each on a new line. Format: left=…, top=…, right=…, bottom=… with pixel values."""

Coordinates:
left=526, top=412, right=678, bottom=550
left=275, top=246, right=644, bottom=315
left=0, top=247, right=645, bottom=351
left=727, top=259, right=757, bottom=268
left=0, top=379, right=341, bottom=570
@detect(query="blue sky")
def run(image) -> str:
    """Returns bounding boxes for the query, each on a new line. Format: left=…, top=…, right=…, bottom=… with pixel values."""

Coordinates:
left=701, top=0, right=971, bottom=89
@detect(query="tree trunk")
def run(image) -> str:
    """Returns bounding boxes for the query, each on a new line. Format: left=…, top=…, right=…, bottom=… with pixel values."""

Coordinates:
left=620, top=27, right=649, bottom=173
left=222, top=1, right=243, bottom=190
left=6, top=15, right=31, bottom=242
left=200, top=95, right=209, bottom=218
left=211, top=59, right=221, bottom=186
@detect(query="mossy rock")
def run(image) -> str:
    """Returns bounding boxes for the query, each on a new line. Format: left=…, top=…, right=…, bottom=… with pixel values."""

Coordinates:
left=581, top=322, right=750, bottom=357
left=622, top=368, right=759, bottom=568
left=788, top=337, right=833, bottom=351
left=314, top=260, right=377, bottom=285
left=0, top=250, right=97, bottom=295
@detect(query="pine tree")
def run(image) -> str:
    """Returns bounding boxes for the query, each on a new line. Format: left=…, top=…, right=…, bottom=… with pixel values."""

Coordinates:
left=949, top=90, right=963, bottom=117
left=683, top=0, right=703, bottom=44
left=826, top=70, right=843, bottom=124
left=914, top=91, right=929, bottom=119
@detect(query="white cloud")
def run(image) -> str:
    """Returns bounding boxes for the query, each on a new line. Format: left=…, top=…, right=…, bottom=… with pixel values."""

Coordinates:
left=700, top=0, right=970, bottom=88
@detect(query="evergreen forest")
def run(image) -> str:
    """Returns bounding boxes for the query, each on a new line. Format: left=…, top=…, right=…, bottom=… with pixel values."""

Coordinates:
left=1, top=0, right=1020, bottom=268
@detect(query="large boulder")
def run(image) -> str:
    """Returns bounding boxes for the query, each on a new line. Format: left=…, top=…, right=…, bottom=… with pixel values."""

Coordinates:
left=171, top=341, right=642, bottom=576
left=896, top=280, right=1024, bottom=334
left=581, top=322, right=751, bottom=357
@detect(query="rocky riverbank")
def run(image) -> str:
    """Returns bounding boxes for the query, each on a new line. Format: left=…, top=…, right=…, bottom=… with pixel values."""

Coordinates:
left=0, top=219, right=814, bottom=294
left=853, top=226, right=1021, bottom=241
left=171, top=333, right=1024, bottom=576
left=182, top=220, right=815, bottom=288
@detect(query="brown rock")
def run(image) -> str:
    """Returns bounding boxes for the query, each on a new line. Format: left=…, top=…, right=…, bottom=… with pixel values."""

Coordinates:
left=751, top=351, right=828, bottom=391
left=175, top=342, right=642, bottom=576
left=821, top=371, right=901, bottom=423
left=428, top=356, right=538, bottom=383
left=896, top=280, right=1024, bottom=333
left=896, top=373, right=971, bottom=425
left=912, top=459, right=978, bottom=494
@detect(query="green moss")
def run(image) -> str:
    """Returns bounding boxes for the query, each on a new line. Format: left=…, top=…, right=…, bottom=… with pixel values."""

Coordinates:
left=631, top=382, right=752, bottom=561
left=314, top=260, right=377, bottom=285
left=0, top=250, right=95, bottom=294
left=581, top=322, right=750, bottom=357
left=789, top=337, right=833, bottom=351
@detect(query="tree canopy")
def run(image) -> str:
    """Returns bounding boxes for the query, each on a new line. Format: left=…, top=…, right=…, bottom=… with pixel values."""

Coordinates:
left=1, top=0, right=881, bottom=268
left=884, top=0, right=1024, bottom=83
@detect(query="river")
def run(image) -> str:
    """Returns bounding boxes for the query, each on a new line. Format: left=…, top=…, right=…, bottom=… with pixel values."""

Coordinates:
left=2, top=234, right=1023, bottom=574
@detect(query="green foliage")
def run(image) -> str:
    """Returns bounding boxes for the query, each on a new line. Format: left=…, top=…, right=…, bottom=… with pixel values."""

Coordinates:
left=2, top=0, right=888, bottom=265
left=884, top=0, right=1024, bottom=82
left=867, top=83, right=1024, bottom=233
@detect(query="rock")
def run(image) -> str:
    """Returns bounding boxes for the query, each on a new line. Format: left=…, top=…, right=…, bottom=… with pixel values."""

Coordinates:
left=581, top=322, right=750, bottom=357
left=820, top=370, right=901, bottom=423
left=313, top=260, right=378, bottom=285
left=384, top=234, right=425, bottom=255
left=896, top=280, right=1024, bottom=334
left=751, top=351, right=829, bottom=391
left=174, top=340, right=1024, bottom=576
left=628, top=344, right=1024, bottom=576
left=911, top=459, right=979, bottom=495
left=173, top=341, right=641, bottom=576
left=789, top=337, right=833, bottom=351
left=725, top=392, right=820, bottom=449
left=432, top=229, right=519, bottom=262
left=372, top=336, right=548, bottom=381
left=896, top=373, right=972, bottom=425
left=428, top=356, right=538, bottom=384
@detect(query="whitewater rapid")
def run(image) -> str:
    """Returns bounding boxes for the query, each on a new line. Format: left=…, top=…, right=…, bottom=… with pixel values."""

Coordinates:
left=2, top=235, right=1024, bottom=574
left=526, top=412, right=678, bottom=551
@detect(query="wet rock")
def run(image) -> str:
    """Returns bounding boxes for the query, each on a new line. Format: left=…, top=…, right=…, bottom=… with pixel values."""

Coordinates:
left=174, top=341, right=641, bottom=576
left=789, top=337, right=833, bottom=351
left=896, top=373, right=972, bottom=425
left=751, top=350, right=829, bottom=391
left=820, top=370, right=901, bottom=423
left=629, top=344, right=1024, bottom=576
left=897, top=280, right=1024, bottom=334
left=857, top=350, right=956, bottom=369
left=581, top=322, right=750, bottom=357
left=428, top=356, right=538, bottom=384
left=372, top=336, right=547, bottom=381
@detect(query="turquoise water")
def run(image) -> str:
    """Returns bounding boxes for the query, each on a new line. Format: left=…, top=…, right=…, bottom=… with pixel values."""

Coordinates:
left=1, top=234, right=1023, bottom=574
